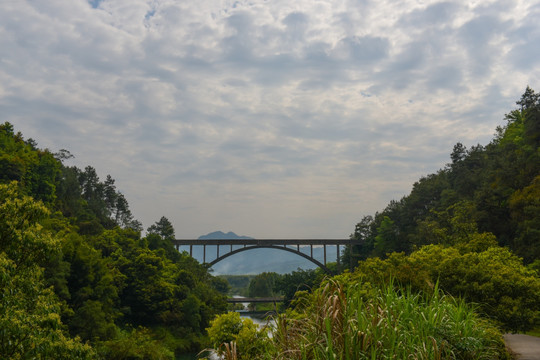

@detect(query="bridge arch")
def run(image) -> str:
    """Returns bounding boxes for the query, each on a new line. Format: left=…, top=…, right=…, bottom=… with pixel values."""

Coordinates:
left=208, top=245, right=332, bottom=273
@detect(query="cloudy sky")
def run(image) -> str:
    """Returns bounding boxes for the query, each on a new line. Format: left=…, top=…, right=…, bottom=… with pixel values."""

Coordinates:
left=1, top=0, right=539, bottom=239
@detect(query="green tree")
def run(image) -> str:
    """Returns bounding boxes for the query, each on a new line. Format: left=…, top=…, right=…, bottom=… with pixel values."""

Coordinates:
left=1, top=124, right=229, bottom=356
left=353, top=244, right=540, bottom=332
left=274, top=268, right=322, bottom=306
left=0, top=254, right=96, bottom=359
left=146, top=216, right=179, bottom=261
left=0, top=122, right=37, bottom=185
left=373, top=216, right=400, bottom=257
left=147, top=216, right=175, bottom=240
left=341, top=215, right=376, bottom=266
left=248, top=272, right=280, bottom=297
left=100, top=327, right=174, bottom=360
left=206, top=312, right=271, bottom=360
left=61, top=232, right=122, bottom=341
left=0, top=182, right=96, bottom=359
left=509, top=175, right=540, bottom=262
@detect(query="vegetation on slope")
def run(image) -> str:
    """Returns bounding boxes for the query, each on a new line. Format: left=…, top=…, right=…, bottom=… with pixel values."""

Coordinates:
left=0, top=123, right=228, bottom=358
left=343, top=86, right=540, bottom=265
left=205, top=279, right=510, bottom=360
left=204, top=88, right=540, bottom=359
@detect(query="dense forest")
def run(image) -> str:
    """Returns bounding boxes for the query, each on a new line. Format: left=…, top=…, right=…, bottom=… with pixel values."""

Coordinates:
left=337, top=87, right=540, bottom=334
left=343, top=86, right=540, bottom=266
left=0, top=122, right=228, bottom=358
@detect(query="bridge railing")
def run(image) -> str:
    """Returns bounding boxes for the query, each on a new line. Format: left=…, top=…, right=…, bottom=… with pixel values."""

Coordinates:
left=227, top=297, right=284, bottom=303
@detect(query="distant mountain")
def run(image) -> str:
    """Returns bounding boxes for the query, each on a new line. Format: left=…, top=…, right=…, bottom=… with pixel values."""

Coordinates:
left=186, top=231, right=339, bottom=275
left=198, top=231, right=253, bottom=240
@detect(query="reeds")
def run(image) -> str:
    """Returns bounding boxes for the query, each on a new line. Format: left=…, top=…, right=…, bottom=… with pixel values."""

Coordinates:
left=272, top=280, right=508, bottom=360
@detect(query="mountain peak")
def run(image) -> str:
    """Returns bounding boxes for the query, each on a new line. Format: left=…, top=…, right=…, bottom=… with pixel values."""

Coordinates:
left=198, top=231, right=253, bottom=240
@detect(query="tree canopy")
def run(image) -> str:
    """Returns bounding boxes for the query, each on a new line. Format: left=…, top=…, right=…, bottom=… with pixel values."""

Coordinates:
left=0, top=124, right=228, bottom=358
left=344, top=87, right=540, bottom=264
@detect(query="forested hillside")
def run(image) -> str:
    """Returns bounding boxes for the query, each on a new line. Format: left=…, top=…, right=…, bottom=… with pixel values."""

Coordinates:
left=345, top=86, right=540, bottom=265
left=202, top=89, right=540, bottom=360
left=0, top=122, right=228, bottom=359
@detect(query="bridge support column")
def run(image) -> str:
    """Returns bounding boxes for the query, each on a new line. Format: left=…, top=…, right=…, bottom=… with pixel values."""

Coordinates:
left=337, top=244, right=340, bottom=267
left=190, top=245, right=193, bottom=257
left=203, top=245, right=206, bottom=263
left=324, top=245, right=327, bottom=265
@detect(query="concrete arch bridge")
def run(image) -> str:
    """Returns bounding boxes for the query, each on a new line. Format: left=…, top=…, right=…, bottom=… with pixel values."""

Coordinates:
left=171, top=239, right=360, bottom=274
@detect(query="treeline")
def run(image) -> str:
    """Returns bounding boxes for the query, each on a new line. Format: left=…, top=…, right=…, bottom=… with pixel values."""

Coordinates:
left=336, top=87, right=540, bottom=333
left=0, top=123, right=228, bottom=359
left=202, top=89, right=540, bottom=359
left=344, top=86, right=540, bottom=265
left=248, top=87, right=540, bottom=331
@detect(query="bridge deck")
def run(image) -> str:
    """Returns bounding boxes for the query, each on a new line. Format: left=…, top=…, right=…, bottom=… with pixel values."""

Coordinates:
left=228, top=297, right=284, bottom=303
left=172, top=239, right=356, bottom=245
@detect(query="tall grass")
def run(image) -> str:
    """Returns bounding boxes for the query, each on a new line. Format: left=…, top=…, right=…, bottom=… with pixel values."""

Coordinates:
left=272, top=280, right=509, bottom=360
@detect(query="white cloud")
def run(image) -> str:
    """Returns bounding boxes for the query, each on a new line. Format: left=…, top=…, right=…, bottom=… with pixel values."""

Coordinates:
left=1, top=0, right=539, bottom=240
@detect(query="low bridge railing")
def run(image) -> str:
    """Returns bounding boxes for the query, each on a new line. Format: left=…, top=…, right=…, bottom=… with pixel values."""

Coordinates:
left=227, top=297, right=284, bottom=303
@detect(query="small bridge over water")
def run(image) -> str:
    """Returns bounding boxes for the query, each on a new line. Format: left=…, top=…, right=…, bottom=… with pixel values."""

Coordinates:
left=227, top=297, right=284, bottom=303
left=172, top=239, right=360, bottom=274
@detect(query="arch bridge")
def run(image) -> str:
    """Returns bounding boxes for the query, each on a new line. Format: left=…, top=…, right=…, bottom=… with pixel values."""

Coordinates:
left=171, top=239, right=360, bottom=274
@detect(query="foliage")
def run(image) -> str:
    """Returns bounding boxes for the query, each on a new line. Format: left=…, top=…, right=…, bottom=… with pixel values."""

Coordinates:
left=205, top=312, right=272, bottom=360
left=0, top=254, right=96, bottom=359
left=509, top=175, right=540, bottom=263
left=351, top=245, right=540, bottom=332
left=0, top=123, right=61, bottom=205
left=205, top=278, right=510, bottom=359
left=86, top=227, right=228, bottom=353
left=99, top=327, right=174, bottom=360
left=218, top=275, right=255, bottom=296
left=0, top=182, right=96, bottom=359
left=373, top=216, right=400, bottom=257
left=248, top=272, right=280, bottom=297
left=146, top=216, right=181, bottom=261
left=0, top=124, right=229, bottom=357
left=273, top=268, right=323, bottom=306
left=60, top=231, right=122, bottom=341
left=272, top=279, right=509, bottom=360
left=147, top=216, right=175, bottom=240
left=343, top=87, right=540, bottom=264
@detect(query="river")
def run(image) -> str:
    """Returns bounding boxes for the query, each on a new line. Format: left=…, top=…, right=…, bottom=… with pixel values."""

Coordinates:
left=178, top=300, right=275, bottom=360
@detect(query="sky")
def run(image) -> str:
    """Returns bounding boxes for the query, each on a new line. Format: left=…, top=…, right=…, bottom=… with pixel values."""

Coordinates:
left=1, top=0, right=539, bottom=239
